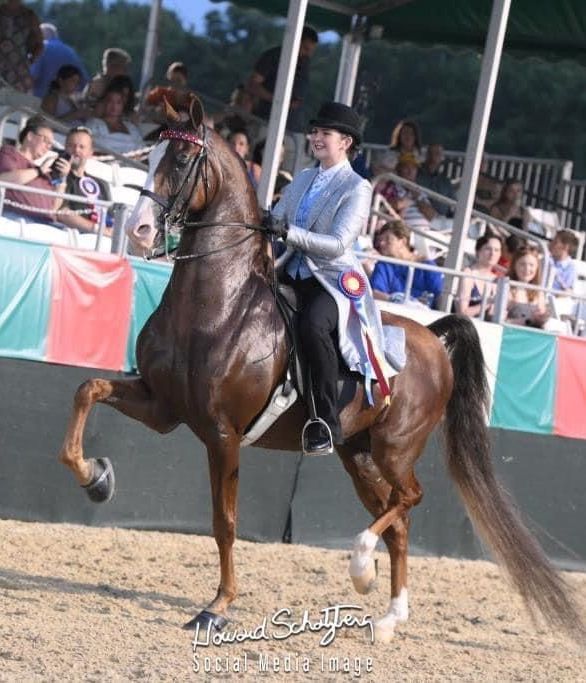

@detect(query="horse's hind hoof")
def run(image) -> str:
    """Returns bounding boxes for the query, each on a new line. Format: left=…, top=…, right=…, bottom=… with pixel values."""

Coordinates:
left=183, top=610, right=228, bottom=632
left=82, top=457, right=115, bottom=503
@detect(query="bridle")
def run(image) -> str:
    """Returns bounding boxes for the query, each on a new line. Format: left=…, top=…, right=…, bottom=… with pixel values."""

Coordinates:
left=140, top=125, right=267, bottom=261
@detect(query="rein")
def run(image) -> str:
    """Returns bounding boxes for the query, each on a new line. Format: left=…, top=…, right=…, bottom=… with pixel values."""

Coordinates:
left=141, top=126, right=267, bottom=261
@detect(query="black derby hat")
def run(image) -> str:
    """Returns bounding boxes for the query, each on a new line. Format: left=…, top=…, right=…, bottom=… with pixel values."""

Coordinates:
left=309, top=101, right=362, bottom=146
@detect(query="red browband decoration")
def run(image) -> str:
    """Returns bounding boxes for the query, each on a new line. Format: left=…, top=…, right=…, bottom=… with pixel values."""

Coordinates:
left=160, top=128, right=206, bottom=147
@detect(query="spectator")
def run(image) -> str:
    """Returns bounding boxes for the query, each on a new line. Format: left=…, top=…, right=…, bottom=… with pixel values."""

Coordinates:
left=371, top=119, right=422, bottom=177
left=82, top=47, right=131, bottom=109
left=548, top=229, right=579, bottom=292
left=490, top=179, right=524, bottom=229
left=94, top=74, right=138, bottom=122
left=473, top=156, right=503, bottom=212
left=227, top=129, right=250, bottom=161
left=370, top=220, right=443, bottom=308
left=55, top=126, right=111, bottom=234
left=41, top=64, right=90, bottom=124
left=0, top=115, right=70, bottom=223
left=506, top=245, right=549, bottom=328
left=376, top=154, right=436, bottom=238
left=456, top=232, right=502, bottom=318
left=86, top=89, right=143, bottom=155
left=213, top=84, right=257, bottom=138
left=246, top=25, right=318, bottom=132
left=248, top=138, right=292, bottom=200
left=417, top=143, right=455, bottom=216
left=0, top=0, right=43, bottom=93
left=30, top=22, right=88, bottom=98
left=496, top=232, right=525, bottom=275
left=144, top=62, right=190, bottom=120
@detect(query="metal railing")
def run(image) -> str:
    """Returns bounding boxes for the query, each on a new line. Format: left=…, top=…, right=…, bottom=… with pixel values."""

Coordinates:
left=361, top=142, right=574, bottom=216
left=359, top=250, right=586, bottom=335
left=369, top=171, right=550, bottom=263
left=0, top=179, right=133, bottom=254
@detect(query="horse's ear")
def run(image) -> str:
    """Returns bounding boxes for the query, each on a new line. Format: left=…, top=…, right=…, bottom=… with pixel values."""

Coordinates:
left=163, top=96, right=182, bottom=125
left=189, top=95, right=204, bottom=130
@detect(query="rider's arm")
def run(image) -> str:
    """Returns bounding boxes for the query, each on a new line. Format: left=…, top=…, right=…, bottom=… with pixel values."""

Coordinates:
left=285, top=179, right=372, bottom=259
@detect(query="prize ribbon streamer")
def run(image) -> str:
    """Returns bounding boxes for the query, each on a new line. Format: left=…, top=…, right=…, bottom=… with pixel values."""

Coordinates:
left=338, top=271, right=392, bottom=406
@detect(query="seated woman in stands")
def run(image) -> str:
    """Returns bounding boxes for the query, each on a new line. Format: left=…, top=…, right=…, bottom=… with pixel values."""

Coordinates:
left=370, top=220, right=443, bottom=308
left=370, top=119, right=423, bottom=177
left=86, top=85, right=144, bottom=155
left=490, top=179, right=524, bottom=229
left=506, top=245, right=549, bottom=328
left=455, top=232, right=502, bottom=319
left=0, top=115, right=70, bottom=225
left=41, top=64, right=90, bottom=124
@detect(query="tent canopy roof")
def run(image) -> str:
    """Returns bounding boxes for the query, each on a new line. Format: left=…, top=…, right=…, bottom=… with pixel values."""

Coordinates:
left=212, top=0, right=586, bottom=63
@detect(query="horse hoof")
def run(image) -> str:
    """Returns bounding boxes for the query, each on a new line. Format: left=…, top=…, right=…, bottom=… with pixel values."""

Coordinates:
left=183, top=610, right=228, bottom=631
left=350, top=557, right=378, bottom=595
left=374, top=620, right=395, bottom=643
left=82, top=458, right=115, bottom=503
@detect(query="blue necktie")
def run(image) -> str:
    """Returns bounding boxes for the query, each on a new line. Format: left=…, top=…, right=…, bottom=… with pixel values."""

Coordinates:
left=287, top=171, right=329, bottom=280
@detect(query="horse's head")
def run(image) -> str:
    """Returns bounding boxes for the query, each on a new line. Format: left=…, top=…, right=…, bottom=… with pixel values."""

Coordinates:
left=125, top=93, right=217, bottom=256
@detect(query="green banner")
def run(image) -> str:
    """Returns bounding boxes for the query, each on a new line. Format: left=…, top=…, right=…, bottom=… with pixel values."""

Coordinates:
left=491, top=326, right=556, bottom=434
left=0, top=237, right=51, bottom=361
left=125, top=258, right=171, bottom=372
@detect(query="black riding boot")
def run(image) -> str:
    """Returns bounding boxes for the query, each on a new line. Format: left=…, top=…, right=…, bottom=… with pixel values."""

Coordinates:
left=293, top=277, right=343, bottom=453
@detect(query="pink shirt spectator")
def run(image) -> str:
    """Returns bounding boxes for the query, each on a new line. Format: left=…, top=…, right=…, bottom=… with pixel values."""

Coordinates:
left=0, top=145, right=55, bottom=221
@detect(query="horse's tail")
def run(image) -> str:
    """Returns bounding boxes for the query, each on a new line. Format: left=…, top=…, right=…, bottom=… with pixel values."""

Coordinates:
left=428, top=314, right=585, bottom=641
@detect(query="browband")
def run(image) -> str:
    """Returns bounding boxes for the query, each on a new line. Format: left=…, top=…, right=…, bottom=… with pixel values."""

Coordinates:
left=160, top=128, right=206, bottom=147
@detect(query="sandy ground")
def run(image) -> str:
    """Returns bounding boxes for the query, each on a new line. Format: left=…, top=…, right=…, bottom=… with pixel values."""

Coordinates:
left=0, top=520, right=584, bottom=682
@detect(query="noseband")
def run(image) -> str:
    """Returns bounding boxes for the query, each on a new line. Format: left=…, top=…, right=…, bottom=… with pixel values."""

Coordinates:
left=139, top=126, right=266, bottom=261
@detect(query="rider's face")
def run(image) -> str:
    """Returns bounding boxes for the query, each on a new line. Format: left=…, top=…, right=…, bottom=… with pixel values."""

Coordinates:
left=308, top=127, right=352, bottom=168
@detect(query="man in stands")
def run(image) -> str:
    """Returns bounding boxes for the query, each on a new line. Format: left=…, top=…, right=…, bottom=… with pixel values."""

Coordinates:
left=417, top=143, right=455, bottom=216
left=246, top=26, right=318, bottom=132
left=30, top=23, right=88, bottom=98
left=55, top=126, right=111, bottom=233
left=0, top=115, right=70, bottom=224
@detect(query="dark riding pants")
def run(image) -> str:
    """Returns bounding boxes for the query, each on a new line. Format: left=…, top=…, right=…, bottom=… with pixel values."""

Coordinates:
left=285, top=274, right=341, bottom=442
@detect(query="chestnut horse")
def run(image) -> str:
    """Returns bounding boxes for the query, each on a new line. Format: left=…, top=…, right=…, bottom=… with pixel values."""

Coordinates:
left=58, top=95, right=583, bottom=642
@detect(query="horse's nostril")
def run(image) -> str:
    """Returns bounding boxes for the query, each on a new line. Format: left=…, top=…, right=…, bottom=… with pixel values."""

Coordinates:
left=137, top=224, right=152, bottom=234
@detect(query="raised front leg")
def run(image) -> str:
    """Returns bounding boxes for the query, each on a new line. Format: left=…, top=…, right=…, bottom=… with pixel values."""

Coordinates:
left=184, top=433, right=240, bottom=632
left=59, top=377, right=178, bottom=500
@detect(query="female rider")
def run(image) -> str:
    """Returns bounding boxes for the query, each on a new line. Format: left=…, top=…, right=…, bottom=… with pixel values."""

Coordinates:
left=266, top=101, right=392, bottom=455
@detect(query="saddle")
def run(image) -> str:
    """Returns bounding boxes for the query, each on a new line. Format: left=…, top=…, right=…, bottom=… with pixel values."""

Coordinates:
left=274, top=282, right=361, bottom=409
left=240, top=282, right=361, bottom=450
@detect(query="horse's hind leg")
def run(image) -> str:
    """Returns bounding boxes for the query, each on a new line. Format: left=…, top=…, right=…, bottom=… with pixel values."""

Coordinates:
left=59, top=377, right=177, bottom=500
left=338, top=439, right=424, bottom=643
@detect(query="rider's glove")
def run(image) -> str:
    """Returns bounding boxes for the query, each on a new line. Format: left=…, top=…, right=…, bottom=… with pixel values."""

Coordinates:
left=262, top=210, right=289, bottom=240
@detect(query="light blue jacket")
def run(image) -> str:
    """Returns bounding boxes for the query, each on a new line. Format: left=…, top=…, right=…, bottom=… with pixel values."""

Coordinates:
left=273, top=162, right=386, bottom=376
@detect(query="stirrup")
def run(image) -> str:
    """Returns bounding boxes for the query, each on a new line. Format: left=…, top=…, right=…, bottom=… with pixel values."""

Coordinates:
left=301, top=417, right=334, bottom=457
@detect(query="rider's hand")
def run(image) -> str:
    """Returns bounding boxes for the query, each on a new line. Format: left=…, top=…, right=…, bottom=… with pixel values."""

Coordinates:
left=262, top=210, right=289, bottom=239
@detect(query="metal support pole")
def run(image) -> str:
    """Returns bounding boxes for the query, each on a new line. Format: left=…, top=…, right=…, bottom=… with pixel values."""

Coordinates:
left=442, top=0, right=512, bottom=311
left=139, top=0, right=161, bottom=94
left=257, top=0, right=309, bottom=210
left=334, top=17, right=364, bottom=106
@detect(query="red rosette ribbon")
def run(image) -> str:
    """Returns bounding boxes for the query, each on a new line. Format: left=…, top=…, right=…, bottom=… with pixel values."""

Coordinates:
left=338, top=270, right=367, bottom=300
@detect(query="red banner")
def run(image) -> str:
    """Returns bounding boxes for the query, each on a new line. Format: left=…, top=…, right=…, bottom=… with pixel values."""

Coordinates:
left=554, top=335, right=586, bottom=439
left=46, top=247, right=133, bottom=370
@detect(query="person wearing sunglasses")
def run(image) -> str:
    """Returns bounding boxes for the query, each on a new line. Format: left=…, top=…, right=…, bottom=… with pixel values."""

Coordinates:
left=0, top=115, right=71, bottom=224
